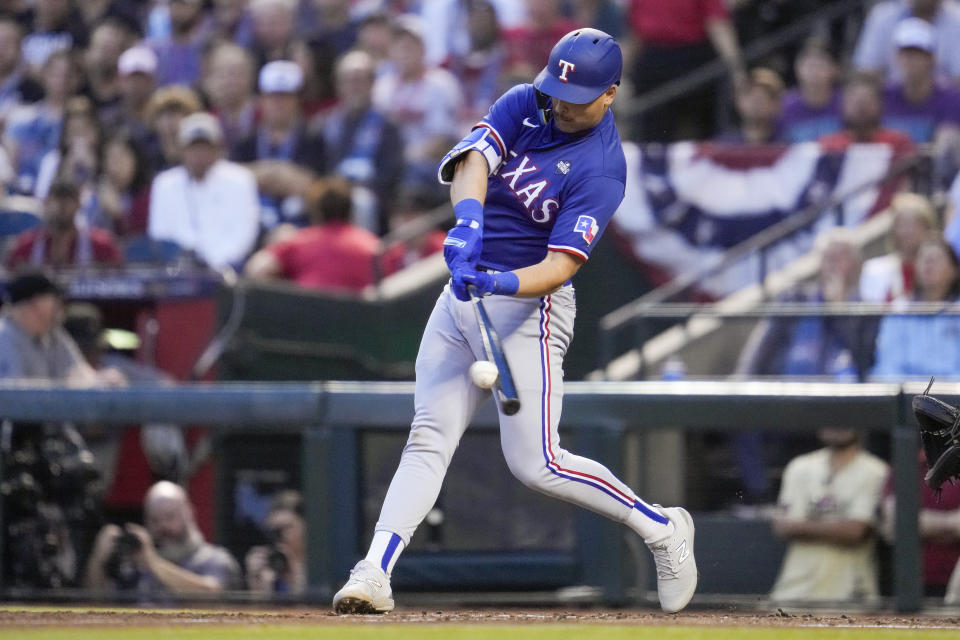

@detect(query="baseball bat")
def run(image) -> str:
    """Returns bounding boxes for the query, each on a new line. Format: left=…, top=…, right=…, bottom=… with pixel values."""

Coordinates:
left=467, top=285, right=521, bottom=416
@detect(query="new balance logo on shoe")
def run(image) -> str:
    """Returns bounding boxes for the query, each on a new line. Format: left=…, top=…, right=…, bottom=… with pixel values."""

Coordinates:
left=676, top=539, right=689, bottom=564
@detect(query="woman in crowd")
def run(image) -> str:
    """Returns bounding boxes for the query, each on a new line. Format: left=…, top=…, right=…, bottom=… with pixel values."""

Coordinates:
left=34, top=97, right=103, bottom=200
left=144, top=85, right=204, bottom=172
left=860, top=192, right=936, bottom=303
left=872, top=233, right=960, bottom=379
left=95, top=131, right=154, bottom=238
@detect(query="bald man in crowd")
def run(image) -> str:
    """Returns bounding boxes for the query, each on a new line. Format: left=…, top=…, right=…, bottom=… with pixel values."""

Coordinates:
left=84, top=481, right=241, bottom=595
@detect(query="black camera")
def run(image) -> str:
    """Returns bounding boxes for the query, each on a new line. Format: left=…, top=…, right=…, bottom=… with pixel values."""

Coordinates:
left=4, top=504, right=73, bottom=589
left=103, top=531, right=143, bottom=590
left=265, top=527, right=289, bottom=575
left=2, top=423, right=102, bottom=588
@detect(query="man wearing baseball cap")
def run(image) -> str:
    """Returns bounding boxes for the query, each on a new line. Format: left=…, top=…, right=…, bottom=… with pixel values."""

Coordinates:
left=148, top=112, right=260, bottom=270
left=881, top=17, right=960, bottom=144
left=231, top=60, right=326, bottom=230
left=853, top=0, right=960, bottom=84
left=333, top=28, right=698, bottom=616
left=102, top=45, right=159, bottom=142
left=0, top=269, right=112, bottom=385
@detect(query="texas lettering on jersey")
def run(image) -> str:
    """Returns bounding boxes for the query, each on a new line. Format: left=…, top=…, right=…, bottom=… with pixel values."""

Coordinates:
left=498, top=152, right=561, bottom=223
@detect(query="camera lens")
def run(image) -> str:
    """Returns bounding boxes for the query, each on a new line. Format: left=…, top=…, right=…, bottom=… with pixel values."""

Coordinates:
left=104, top=532, right=142, bottom=590
left=267, top=548, right=288, bottom=575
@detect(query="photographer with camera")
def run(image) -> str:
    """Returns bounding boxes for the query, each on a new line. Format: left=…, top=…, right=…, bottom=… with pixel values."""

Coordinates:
left=84, top=481, right=241, bottom=596
left=0, top=269, right=126, bottom=588
left=244, top=490, right=306, bottom=595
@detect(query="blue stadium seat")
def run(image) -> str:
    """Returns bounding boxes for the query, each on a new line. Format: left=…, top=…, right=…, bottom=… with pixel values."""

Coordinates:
left=123, top=236, right=185, bottom=263
left=0, top=209, right=41, bottom=239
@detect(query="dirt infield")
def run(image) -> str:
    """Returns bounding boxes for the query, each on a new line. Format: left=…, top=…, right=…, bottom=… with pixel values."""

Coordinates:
left=1, top=607, right=958, bottom=630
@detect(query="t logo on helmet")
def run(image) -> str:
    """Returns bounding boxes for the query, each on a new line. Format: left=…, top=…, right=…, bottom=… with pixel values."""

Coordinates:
left=558, top=59, right=576, bottom=82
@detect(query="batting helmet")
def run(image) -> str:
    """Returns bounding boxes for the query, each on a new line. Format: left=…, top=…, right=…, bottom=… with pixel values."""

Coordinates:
left=533, top=28, right=622, bottom=104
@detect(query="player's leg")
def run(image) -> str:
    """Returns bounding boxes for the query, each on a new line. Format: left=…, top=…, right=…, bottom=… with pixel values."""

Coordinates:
left=333, top=287, right=487, bottom=613
left=489, top=287, right=697, bottom=612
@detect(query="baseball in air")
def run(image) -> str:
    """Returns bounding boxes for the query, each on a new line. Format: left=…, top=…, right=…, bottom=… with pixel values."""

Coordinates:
left=469, top=360, right=499, bottom=388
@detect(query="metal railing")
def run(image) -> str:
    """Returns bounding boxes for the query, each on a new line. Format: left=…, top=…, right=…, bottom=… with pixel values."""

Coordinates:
left=0, top=379, right=933, bottom=611
left=600, top=301, right=960, bottom=380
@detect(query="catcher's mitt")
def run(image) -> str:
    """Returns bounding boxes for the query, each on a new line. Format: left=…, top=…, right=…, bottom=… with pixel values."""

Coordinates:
left=913, top=379, right=960, bottom=490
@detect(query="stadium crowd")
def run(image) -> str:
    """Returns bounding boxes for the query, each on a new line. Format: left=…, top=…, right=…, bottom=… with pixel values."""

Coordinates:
left=0, top=0, right=953, bottom=285
left=2, top=0, right=960, bottom=606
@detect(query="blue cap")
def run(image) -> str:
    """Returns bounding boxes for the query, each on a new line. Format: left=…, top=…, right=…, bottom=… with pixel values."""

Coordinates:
left=533, top=28, right=622, bottom=104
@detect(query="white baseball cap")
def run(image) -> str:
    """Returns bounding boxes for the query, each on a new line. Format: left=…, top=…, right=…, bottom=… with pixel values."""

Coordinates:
left=893, top=17, right=936, bottom=53
left=178, top=112, right=223, bottom=146
left=393, top=14, right=425, bottom=43
left=118, top=46, right=158, bottom=76
left=258, top=60, right=303, bottom=94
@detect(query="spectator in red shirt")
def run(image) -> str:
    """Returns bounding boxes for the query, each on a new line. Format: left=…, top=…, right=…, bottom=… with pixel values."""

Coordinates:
left=626, top=0, right=746, bottom=142
left=4, top=179, right=123, bottom=269
left=243, top=175, right=380, bottom=293
left=818, top=73, right=916, bottom=219
left=819, top=72, right=916, bottom=158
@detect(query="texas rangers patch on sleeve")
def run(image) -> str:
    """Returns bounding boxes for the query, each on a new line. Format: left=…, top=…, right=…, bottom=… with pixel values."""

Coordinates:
left=574, top=215, right=599, bottom=245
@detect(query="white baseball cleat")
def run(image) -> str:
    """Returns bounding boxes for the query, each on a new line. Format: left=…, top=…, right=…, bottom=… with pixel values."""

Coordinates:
left=332, top=560, right=395, bottom=614
left=646, top=506, right=697, bottom=613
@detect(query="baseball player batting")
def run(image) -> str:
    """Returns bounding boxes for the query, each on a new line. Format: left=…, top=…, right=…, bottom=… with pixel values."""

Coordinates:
left=333, top=28, right=697, bottom=614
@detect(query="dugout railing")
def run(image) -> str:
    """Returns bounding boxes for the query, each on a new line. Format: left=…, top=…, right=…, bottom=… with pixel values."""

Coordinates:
left=0, top=380, right=940, bottom=611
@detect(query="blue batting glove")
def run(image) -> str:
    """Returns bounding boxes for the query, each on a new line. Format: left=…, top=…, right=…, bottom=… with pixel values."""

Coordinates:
left=458, top=269, right=520, bottom=297
left=443, top=199, right=483, bottom=271
left=450, top=266, right=471, bottom=302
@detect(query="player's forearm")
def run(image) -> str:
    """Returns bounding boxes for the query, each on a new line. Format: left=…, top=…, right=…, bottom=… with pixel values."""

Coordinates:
left=511, top=251, right=581, bottom=297
left=145, top=551, right=223, bottom=594
left=449, top=150, right=488, bottom=206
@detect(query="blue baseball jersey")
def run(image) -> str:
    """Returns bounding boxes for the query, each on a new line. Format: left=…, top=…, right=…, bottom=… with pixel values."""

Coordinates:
left=446, top=84, right=626, bottom=272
